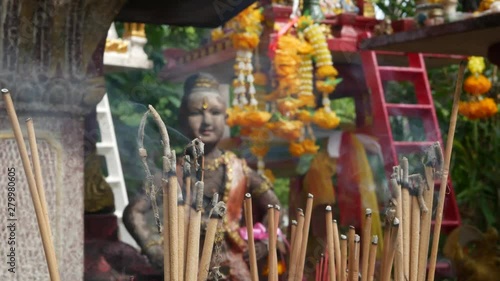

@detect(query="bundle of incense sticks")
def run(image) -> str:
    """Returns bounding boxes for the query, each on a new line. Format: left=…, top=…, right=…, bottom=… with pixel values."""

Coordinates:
left=2, top=89, right=60, bottom=281
left=311, top=143, right=452, bottom=281
left=140, top=106, right=230, bottom=281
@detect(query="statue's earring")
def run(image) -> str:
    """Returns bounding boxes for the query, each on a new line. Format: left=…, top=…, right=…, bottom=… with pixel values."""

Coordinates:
left=202, top=96, right=209, bottom=110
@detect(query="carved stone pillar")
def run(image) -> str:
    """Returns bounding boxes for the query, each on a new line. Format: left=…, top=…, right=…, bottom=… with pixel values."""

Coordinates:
left=0, top=1, right=125, bottom=280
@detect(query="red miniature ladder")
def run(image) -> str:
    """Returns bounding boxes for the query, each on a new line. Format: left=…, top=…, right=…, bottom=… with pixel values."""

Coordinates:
left=359, top=40, right=461, bottom=234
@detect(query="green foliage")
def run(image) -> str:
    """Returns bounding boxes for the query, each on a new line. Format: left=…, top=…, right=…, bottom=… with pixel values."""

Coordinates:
left=105, top=24, right=208, bottom=196
left=451, top=117, right=500, bottom=229
left=273, top=177, right=290, bottom=207
left=375, top=0, right=415, bottom=20
left=429, top=65, right=500, bottom=230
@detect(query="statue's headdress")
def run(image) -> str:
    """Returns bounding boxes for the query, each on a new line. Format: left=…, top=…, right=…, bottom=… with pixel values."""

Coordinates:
left=184, top=73, right=220, bottom=96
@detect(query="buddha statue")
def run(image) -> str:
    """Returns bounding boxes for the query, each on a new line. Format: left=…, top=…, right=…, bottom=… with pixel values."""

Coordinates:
left=123, top=72, right=281, bottom=280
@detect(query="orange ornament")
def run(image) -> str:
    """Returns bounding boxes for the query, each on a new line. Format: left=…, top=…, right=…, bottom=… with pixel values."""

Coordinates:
left=464, top=74, right=492, bottom=96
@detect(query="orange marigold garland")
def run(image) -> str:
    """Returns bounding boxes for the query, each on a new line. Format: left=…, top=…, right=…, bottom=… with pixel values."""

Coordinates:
left=459, top=57, right=498, bottom=120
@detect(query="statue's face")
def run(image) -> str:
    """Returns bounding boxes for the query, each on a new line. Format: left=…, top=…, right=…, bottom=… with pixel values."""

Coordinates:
left=184, top=93, right=226, bottom=146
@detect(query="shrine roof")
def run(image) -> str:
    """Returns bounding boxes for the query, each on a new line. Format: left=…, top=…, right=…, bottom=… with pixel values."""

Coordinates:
left=360, top=13, right=500, bottom=65
left=115, top=0, right=257, bottom=27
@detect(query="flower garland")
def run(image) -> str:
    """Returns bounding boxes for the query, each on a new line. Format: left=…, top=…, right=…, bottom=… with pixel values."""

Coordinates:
left=459, top=57, right=498, bottom=120
left=226, top=11, right=342, bottom=160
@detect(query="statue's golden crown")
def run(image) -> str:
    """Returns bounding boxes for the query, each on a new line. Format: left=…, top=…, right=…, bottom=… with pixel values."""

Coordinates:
left=192, top=78, right=219, bottom=92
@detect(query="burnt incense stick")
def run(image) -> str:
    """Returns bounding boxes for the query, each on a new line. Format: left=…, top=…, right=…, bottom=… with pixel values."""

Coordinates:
left=391, top=173, right=404, bottom=281
left=244, top=193, right=259, bottom=281
left=428, top=61, right=466, bottom=281
left=417, top=143, right=441, bottom=281
left=361, top=209, right=372, bottom=281
left=384, top=218, right=400, bottom=281
left=138, top=111, right=162, bottom=234
left=199, top=195, right=225, bottom=281
left=325, top=206, right=337, bottom=281
left=352, top=235, right=360, bottom=281
left=333, top=220, right=342, bottom=281
left=178, top=192, right=185, bottom=281
left=410, top=189, right=421, bottom=281
left=185, top=181, right=204, bottom=281
left=367, top=236, right=378, bottom=281
left=340, top=235, right=348, bottom=281
left=401, top=158, right=411, bottom=281
left=347, top=226, right=356, bottom=281
left=297, top=194, right=314, bottom=281
left=381, top=209, right=395, bottom=281
left=183, top=155, right=191, bottom=266
left=2, top=89, right=60, bottom=281
left=148, top=105, right=179, bottom=281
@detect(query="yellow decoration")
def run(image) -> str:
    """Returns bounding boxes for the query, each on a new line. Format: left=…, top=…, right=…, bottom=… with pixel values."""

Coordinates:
left=296, top=110, right=313, bottom=123
left=464, top=74, right=492, bottom=96
left=468, top=56, right=486, bottom=74
left=316, top=80, right=336, bottom=94
left=298, top=94, right=316, bottom=108
left=458, top=98, right=498, bottom=120
left=277, top=98, right=303, bottom=115
left=313, top=108, right=340, bottom=129
left=289, top=141, right=306, bottom=157
left=226, top=107, right=243, bottom=127
left=250, top=145, right=270, bottom=158
left=211, top=27, right=225, bottom=42
left=239, top=110, right=272, bottom=127
left=317, top=65, right=339, bottom=79
left=268, top=120, right=303, bottom=141
left=302, top=139, right=320, bottom=154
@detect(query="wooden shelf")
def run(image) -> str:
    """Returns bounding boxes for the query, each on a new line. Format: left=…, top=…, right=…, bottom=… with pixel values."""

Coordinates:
left=360, top=13, right=500, bottom=66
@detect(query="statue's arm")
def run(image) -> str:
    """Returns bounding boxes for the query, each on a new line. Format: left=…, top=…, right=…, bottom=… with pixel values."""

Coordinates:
left=245, top=166, right=280, bottom=224
left=122, top=193, right=164, bottom=269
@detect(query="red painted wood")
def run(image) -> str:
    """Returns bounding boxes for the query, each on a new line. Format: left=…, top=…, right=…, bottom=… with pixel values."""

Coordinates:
left=359, top=33, right=460, bottom=240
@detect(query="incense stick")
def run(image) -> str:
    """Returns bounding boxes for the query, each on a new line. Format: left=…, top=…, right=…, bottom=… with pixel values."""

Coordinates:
left=198, top=195, right=223, bottom=281
left=380, top=209, right=394, bottom=281
left=148, top=105, right=179, bottom=281
left=410, top=195, right=421, bottom=281
left=361, top=209, right=372, bottom=281
left=333, top=220, right=342, bottom=281
left=178, top=193, right=185, bottom=281
left=290, top=220, right=297, bottom=260
left=289, top=209, right=304, bottom=281
left=2, top=89, right=60, bottom=281
left=391, top=174, right=404, bottom=281
left=417, top=143, right=441, bottom=281
left=183, top=155, right=192, bottom=256
left=427, top=61, right=466, bottom=281
left=185, top=181, right=204, bottom=281
left=340, top=234, right=348, bottom=281
left=367, top=236, right=378, bottom=281
left=244, top=193, right=259, bottom=281
left=268, top=205, right=277, bottom=281
left=385, top=218, right=400, bottom=281
left=401, top=158, right=411, bottom=281
left=352, top=235, right=360, bottom=281
left=273, top=205, right=281, bottom=281
left=347, top=226, right=356, bottom=281
left=26, top=119, right=51, bottom=235
left=297, top=194, right=314, bottom=281
left=325, top=206, right=337, bottom=281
